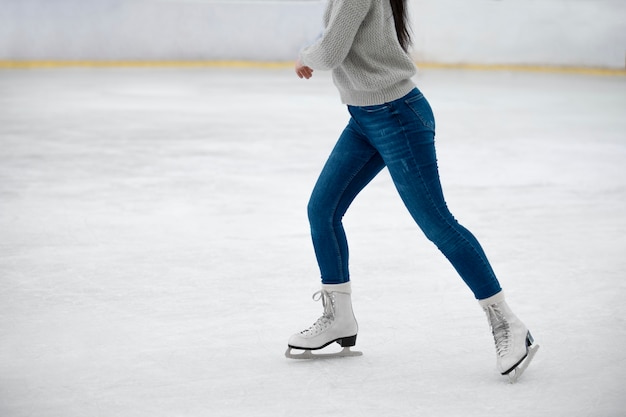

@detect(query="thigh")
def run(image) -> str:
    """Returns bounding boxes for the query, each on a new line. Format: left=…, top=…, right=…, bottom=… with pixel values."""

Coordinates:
left=385, top=135, right=451, bottom=233
left=350, top=93, right=448, bottom=230
left=309, top=118, right=386, bottom=217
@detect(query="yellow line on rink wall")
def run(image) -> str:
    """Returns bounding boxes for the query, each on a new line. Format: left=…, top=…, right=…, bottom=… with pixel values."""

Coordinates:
left=0, top=60, right=293, bottom=70
left=417, top=62, right=626, bottom=77
left=0, top=60, right=624, bottom=76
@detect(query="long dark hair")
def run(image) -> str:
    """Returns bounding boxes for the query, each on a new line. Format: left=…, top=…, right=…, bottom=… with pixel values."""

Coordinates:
left=390, top=0, right=411, bottom=52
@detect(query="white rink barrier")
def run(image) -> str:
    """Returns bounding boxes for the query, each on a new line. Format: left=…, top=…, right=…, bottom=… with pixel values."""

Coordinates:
left=0, top=0, right=624, bottom=69
left=0, top=0, right=326, bottom=62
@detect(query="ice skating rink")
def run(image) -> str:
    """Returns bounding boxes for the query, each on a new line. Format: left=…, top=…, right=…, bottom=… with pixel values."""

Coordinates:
left=1, top=66, right=625, bottom=416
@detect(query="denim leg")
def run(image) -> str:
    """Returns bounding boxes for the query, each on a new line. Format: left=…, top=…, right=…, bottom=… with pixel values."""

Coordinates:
left=385, top=133, right=501, bottom=299
left=308, top=119, right=385, bottom=284
left=348, top=89, right=502, bottom=299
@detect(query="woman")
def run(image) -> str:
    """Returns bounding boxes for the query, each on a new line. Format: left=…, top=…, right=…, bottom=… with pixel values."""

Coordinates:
left=285, top=0, right=538, bottom=382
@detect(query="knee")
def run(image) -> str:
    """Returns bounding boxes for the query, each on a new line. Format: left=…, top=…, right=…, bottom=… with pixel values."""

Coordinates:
left=307, top=196, right=323, bottom=228
left=417, top=210, right=460, bottom=246
left=307, top=194, right=336, bottom=231
left=422, top=218, right=470, bottom=254
left=424, top=224, right=457, bottom=250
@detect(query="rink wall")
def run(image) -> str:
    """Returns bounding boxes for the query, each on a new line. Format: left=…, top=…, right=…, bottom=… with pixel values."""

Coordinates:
left=0, top=0, right=625, bottom=70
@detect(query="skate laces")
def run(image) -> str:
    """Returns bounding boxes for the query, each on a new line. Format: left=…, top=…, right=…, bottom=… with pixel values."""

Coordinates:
left=486, top=304, right=511, bottom=357
left=299, top=290, right=335, bottom=336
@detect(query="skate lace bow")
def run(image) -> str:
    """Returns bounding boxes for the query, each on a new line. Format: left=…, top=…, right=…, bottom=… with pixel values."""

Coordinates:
left=486, top=304, right=511, bottom=357
left=299, top=290, right=335, bottom=336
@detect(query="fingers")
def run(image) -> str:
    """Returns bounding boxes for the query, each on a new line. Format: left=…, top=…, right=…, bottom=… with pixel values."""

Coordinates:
left=295, top=61, right=314, bottom=79
left=299, top=67, right=313, bottom=79
left=296, top=67, right=313, bottom=79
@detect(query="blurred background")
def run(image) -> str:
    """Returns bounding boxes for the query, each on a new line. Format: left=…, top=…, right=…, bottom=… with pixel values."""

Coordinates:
left=1, top=0, right=624, bottom=69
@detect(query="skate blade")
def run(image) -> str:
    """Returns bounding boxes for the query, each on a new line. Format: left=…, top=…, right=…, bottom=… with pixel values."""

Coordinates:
left=285, top=346, right=363, bottom=360
left=507, top=343, right=539, bottom=383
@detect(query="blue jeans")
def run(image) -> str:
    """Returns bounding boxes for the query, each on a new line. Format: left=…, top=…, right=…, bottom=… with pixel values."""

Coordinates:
left=307, top=88, right=502, bottom=300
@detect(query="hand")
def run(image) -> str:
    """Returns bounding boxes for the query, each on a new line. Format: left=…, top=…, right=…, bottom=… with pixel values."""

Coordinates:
left=295, top=60, right=314, bottom=79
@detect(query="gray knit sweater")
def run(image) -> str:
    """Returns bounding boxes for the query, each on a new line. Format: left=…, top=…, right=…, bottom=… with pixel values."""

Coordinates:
left=299, top=0, right=416, bottom=106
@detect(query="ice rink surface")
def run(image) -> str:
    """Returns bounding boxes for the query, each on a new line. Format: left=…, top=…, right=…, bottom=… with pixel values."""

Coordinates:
left=1, top=66, right=625, bottom=416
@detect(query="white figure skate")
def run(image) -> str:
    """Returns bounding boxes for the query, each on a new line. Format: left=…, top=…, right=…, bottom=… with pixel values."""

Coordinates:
left=285, top=282, right=362, bottom=359
left=480, top=292, right=539, bottom=383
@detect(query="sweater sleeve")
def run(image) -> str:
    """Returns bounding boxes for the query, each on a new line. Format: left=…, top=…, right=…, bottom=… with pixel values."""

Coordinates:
left=299, top=0, right=372, bottom=71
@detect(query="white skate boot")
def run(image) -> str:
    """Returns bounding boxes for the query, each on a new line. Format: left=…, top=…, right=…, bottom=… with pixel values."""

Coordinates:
left=285, top=282, right=362, bottom=359
left=479, top=292, right=539, bottom=383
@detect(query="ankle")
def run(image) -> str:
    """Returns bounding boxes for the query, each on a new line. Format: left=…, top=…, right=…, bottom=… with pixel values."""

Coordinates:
left=479, top=291, right=505, bottom=309
left=322, top=281, right=351, bottom=294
